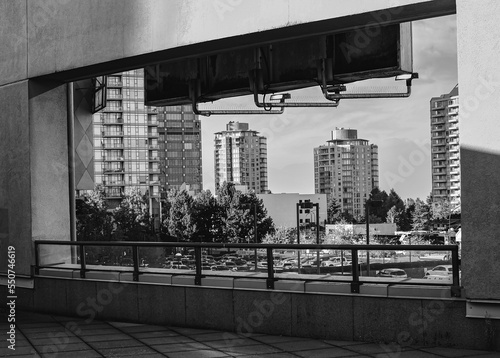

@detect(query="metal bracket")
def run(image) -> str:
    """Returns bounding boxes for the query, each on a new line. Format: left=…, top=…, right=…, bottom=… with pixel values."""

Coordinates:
left=324, top=73, right=419, bottom=101
left=190, top=79, right=285, bottom=117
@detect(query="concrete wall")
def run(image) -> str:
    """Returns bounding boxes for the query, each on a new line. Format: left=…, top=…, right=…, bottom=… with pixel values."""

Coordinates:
left=14, top=277, right=500, bottom=351
left=456, top=0, right=500, bottom=300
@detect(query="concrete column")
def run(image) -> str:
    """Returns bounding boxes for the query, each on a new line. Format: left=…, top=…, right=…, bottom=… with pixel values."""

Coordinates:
left=456, top=0, right=500, bottom=300
left=0, top=80, right=71, bottom=276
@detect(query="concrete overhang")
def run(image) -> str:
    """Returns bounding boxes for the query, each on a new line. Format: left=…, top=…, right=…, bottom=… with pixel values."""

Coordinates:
left=27, top=0, right=455, bottom=83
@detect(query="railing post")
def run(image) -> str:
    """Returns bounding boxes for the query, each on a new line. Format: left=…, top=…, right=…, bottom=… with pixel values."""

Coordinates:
left=266, top=247, right=275, bottom=289
left=132, top=245, right=139, bottom=282
left=80, top=244, right=86, bottom=279
left=194, top=246, right=202, bottom=285
left=451, top=246, right=461, bottom=297
left=351, top=249, right=360, bottom=293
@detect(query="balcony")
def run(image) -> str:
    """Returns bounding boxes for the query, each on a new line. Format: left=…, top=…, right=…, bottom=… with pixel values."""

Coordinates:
left=149, top=167, right=160, bottom=173
left=148, top=145, right=159, bottom=149
left=107, top=94, right=123, bottom=99
left=104, top=157, right=124, bottom=161
left=148, top=132, right=159, bottom=138
left=105, top=181, right=125, bottom=186
left=103, top=117, right=123, bottom=125
left=105, top=107, right=123, bottom=112
left=102, top=131, right=124, bottom=137
left=148, top=156, right=160, bottom=161
left=103, top=167, right=124, bottom=173
left=107, top=81, right=123, bottom=87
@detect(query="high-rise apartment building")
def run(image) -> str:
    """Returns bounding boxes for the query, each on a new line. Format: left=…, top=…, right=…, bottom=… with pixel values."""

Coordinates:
left=430, top=85, right=460, bottom=207
left=314, top=128, right=379, bottom=219
left=158, top=105, right=202, bottom=195
left=214, top=121, right=268, bottom=193
left=93, top=69, right=202, bottom=211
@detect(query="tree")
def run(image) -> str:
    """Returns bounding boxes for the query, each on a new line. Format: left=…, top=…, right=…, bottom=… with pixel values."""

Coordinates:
left=386, top=205, right=398, bottom=224
left=216, top=182, right=274, bottom=243
left=113, top=187, right=154, bottom=241
left=262, top=226, right=296, bottom=244
left=327, top=196, right=342, bottom=223
left=75, top=185, right=114, bottom=241
left=192, top=189, right=222, bottom=242
left=411, top=198, right=431, bottom=231
left=167, top=190, right=196, bottom=241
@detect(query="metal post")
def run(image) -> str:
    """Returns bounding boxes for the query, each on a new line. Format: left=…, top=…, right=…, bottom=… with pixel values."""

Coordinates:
left=80, top=244, right=87, bottom=279
left=34, top=242, right=40, bottom=275
left=266, top=247, right=275, bottom=289
left=67, top=83, right=77, bottom=265
left=296, top=203, right=301, bottom=271
left=451, top=246, right=461, bottom=297
left=316, top=203, right=320, bottom=275
left=194, top=246, right=202, bottom=285
left=132, top=245, right=139, bottom=281
left=351, top=248, right=360, bottom=293
left=365, top=202, right=370, bottom=276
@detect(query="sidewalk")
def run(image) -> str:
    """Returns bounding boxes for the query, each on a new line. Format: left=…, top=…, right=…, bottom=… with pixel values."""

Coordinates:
left=2, top=311, right=498, bottom=358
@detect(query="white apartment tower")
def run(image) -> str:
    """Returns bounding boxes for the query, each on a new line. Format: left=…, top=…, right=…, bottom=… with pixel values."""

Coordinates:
left=430, top=85, right=460, bottom=208
left=314, top=128, right=379, bottom=219
left=214, top=121, right=268, bottom=193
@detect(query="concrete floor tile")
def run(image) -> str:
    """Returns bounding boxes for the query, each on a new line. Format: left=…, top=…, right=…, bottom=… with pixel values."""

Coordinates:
left=218, top=343, right=282, bottom=356
left=130, top=330, right=179, bottom=339
left=97, top=346, right=159, bottom=357
left=80, top=333, right=130, bottom=342
left=2, top=346, right=38, bottom=356
left=30, top=336, right=83, bottom=346
left=419, top=347, right=500, bottom=357
left=41, top=350, right=102, bottom=358
left=152, top=342, right=212, bottom=353
left=294, top=347, right=362, bottom=358
left=139, top=336, right=197, bottom=345
left=76, top=328, right=121, bottom=336
left=187, top=331, right=243, bottom=342
left=203, top=338, right=261, bottom=349
left=88, top=338, right=144, bottom=349
left=344, top=342, right=402, bottom=355
left=252, top=335, right=305, bottom=344
left=166, top=350, right=230, bottom=358
left=270, top=340, right=335, bottom=352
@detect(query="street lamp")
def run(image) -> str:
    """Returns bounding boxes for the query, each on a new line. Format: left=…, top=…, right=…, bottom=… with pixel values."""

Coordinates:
left=365, top=199, right=383, bottom=276
left=296, top=201, right=320, bottom=272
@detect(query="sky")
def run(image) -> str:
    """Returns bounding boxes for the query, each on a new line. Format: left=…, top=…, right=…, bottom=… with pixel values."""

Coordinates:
left=199, top=15, right=458, bottom=201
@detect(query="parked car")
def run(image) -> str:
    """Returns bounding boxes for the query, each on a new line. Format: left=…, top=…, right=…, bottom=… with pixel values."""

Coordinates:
left=377, top=268, right=408, bottom=278
left=424, top=265, right=453, bottom=277
left=419, top=252, right=450, bottom=261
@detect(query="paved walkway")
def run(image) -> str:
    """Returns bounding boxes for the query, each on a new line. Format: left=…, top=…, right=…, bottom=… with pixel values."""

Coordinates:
left=2, top=311, right=499, bottom=358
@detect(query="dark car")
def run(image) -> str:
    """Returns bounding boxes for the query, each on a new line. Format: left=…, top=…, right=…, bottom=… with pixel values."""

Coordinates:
left=377, top=268, right=408, bottom=278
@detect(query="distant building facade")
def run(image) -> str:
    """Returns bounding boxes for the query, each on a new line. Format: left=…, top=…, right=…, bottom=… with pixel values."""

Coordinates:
left=93, top=69, right=202, bottom=220
left=430, top=85, right=460, bottom=208
left=214, top=121, right=268, bottom=193
left=314, top=128, right=379, bottom=219
left=257, top=193, right=327, bottom=228
left=157, top=105, right=202, bottom=195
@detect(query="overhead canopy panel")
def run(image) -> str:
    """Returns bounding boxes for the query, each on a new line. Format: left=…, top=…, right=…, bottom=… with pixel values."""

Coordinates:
left=145, top=22, right=412, bottom=107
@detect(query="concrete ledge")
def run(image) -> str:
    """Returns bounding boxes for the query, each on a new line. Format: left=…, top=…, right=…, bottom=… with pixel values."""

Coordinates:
left=85, top=271, right=120, bottom=281
left=360, top=283, right=388, bottom=297
left=139, top=273, right=172, bottom=285
left=201, top=276, right=234, bottom=288
left=274, top=280, right=305, bottom=292
left=306, top=281, right=351, bottom=294
left=172, top=275, right=196, bottom=286
left=38, top=268, right=75, bottom=278
left=120, top=272, right=134, bottom=282
left=234, top=278, right=268, bottom=290
left=389, top=285, right=451, bottom=299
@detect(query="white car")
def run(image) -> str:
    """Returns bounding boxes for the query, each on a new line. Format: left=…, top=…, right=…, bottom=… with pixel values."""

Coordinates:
left=425, top=265, right=453, bottom=276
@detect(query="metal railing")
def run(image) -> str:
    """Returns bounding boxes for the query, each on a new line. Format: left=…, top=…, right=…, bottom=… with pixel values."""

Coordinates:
left=34, top=241, right=461, bottom=296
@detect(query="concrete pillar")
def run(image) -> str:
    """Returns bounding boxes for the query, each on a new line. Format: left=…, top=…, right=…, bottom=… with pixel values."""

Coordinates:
left=456, top=0, right=500, bottom=300
left=0, top=80, right=71, bottom=276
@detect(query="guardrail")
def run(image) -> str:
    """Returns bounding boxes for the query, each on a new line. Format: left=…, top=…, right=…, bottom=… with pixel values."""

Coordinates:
left=34, top=241, right=461, bottom=297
